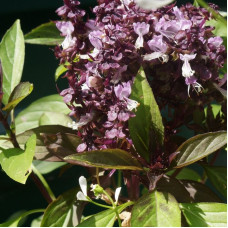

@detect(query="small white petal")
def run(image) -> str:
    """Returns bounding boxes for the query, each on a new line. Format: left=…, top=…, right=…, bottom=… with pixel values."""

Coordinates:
left=115, top=187, right=122, bottom=203
left=144, top=52, right=169, bottom=63
left=135, top=35, right=144, bottom=49
left=77, top=191, right=88, bottom=201
left=126, top=98, right=139, bottom=111
left=79, top=176, right=87, bottom=196
left=135, top=0, right=174, bottom=10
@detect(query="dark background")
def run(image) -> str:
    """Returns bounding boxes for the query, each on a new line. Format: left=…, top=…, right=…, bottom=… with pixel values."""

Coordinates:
left=0, top=0, right=227, bottom=226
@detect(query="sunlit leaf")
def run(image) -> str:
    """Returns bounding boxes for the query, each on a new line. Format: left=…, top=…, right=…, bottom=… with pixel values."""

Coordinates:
left=13, top=125, right=81, bottom=161
left=131, top=191, right=181, bottom=227
left=0, top=20, right=25, bottom=105
left=180, top=202, right=227, bottom=227
left=0, top=134, right=36, bottom=184
left=3, top=82, right=33, bottom=112
left=33, top=160, right=66, bottom=175
left=129, top=67, right=164, bottom=161
left=166, top=168, right=201, bottom=182
left=55, top=64, right=67, bottom=82
left=39, top=112, right=72, bottom=128
left=172, top=131, right=227, bottom=168
left=78, top=202, right=133, bottom=227
left=15, top=94, right=70, bottom=134
left=24, top=22, right=63, bottom=45
left=65, top=149, right=143, bottom=171
left=41, top=188, right=85, bottom=227
left=0, top=209, right=44, bottom=227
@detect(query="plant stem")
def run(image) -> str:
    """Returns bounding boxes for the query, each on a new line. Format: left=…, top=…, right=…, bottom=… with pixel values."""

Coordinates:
left=96, top=167, right=100, bottom=185
left=171, top=168, right=183, bottom=178
left=117, top=170, right=122, bottom=187
left=103, top=189, right=122, bottom=227
left=0, top=110, right=56, bottom=204
left=201, top=172, right=207, bottom=184
left=0, top=111, right=19, bottom=148
left=32, top=164, right=56, bottom=202
left=89, top=199, right=112, bottom=209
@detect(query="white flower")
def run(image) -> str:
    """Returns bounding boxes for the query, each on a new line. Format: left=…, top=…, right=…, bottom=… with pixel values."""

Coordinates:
left=68, top=113, right=94, bottom=130
left=143, top=52, right=169, bottom=63
left=114, top=187, right=122, bottom=204
left=62, top=35, right=76, bottom=49
left=133, top=22, right=150, bottom=49
left=76, top=176, right=89, bottom=201
left=180, top=53, right=196, bottom=78
left=134, top=0, right=174, bottom=10
left=126, top=98, right=139, bottom=111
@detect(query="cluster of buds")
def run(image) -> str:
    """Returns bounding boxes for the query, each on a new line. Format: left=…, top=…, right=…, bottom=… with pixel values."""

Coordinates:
left=55, top=0, right=226, bottom=153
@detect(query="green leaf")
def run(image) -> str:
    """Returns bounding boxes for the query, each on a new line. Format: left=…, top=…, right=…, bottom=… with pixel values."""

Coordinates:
left=0, top=209, right=44, bottom=227
left=157, top=175, right=192, bottom=203
left=41, top=188, right=85, bottom=227
left=24, top=22, right=64, bottom=46
left=3, top=82, right=33, bottom=112
left=55, top=64, right=67, bottom=82
left=0, top=134, right=36, bottom=184
left=203, top=165, right=227, bottom=199
left=33, top=160, right=66, bottom=175
left=39, top=111, right=72, bottom=127
left=180, top=203, right=227, bottom=227
left=77, top=202, right=132, bottom=227
left=166, top=168, right=201, bottom=182
left=13, top=125, right=81, bottom=161
left=15, top=94, right=70, bottom=134
left=131, top=191, right=181, bottom=227
left=206, top=19, right=227, bottom=38
left=172, top=131, right=227, bottom=168
left=31, top=215, right=43, bottom=227
left=64, top=149, right=143, bottom=171
left=180, top=180, right=222, bottom=203
left=0, top=19, right=25, bottom=105
left=129, top=67, right=164, bottom=161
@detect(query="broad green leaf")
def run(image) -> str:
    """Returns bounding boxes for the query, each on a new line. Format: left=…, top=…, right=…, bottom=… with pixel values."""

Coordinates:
left=131, top=191, right=181, bottom=227
left=0, top=134, right=36, bottom=184
left=15, top=94, right=70, bottom=134
left=129, top=67, right=164, bottom=161
left=180, top=180, right=222, bottom=203
left=3, top=82, right=33, bottom=112
left=206, top=19, right=227, bottom=38
left=13, top=125, right=81, bottom=161
left=157, top=175, right=192, bottom=203
left=55, top=64, right=67, bottom=82
left=31, top=215, right=43, bottom=227
left=172, top=131, right=227, bottom=168
left=166, top=168, right=201, bottom=182
left=203, top=165, right=227, bottom=199
left=77, top=202, right=132, bottom=227
left=65, top=149, right=143, bottom=171
left=24, top=22, right=64, bottom=45
left=41, top=188, right=85, bottom=227
left=0, top=20, right=25, bottom=105
left=33, top=160, right=66, bottom=174
left=180, top=202, right=227, bottom=227
left=0, top=209, right=44, bottom=227
left=39, top=112, right=72, bottom=127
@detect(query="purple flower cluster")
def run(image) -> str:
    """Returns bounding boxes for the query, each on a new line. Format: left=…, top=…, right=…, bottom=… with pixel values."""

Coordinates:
left=55, top=0, right=226, bottom=153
